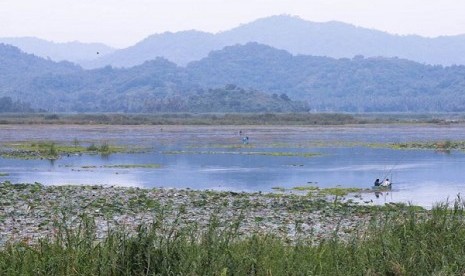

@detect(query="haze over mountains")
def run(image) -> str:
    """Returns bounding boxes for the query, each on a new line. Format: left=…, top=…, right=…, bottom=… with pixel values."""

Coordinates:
left=2, top=42, right=465, bottom=113
left=3, top=15, right=465, bottom=68
left=0, top=37, right=115, bottom=64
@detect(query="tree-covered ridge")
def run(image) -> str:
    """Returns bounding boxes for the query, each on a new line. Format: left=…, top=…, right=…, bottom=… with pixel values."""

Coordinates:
left=1, top=43, right=465, bottom=112
left=184, top=85, right=308, bottom=113
left=0, top=43, right=80, bottom=75
left=0, top=45, right=307, bottom=112
left=187, top=43, right=465, bottom=112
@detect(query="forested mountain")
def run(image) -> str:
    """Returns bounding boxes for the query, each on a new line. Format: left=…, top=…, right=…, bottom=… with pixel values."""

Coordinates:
left=0, top=44, right=307, bottom=112
left=82, top=15, right=465, bottom=68
left=0, top=37, right=115, bottom=64
left=2, top=43, right=465, bottom=113
left=187, top=43, right=465, bottom=112
left=0, top=44, right=80, bottom=74
left=0, top=44, right=81, bottom=100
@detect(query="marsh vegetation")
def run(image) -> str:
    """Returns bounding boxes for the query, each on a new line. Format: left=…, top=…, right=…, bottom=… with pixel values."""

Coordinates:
left=390, top=140, right=465, bottom=151
left=1, top=140, right=131, bottom=159
left=2, top=182, right=465, bottom=275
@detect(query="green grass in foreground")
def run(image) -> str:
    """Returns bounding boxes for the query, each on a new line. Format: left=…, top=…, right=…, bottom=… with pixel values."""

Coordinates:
left=2, top=201, right=465, bottom=275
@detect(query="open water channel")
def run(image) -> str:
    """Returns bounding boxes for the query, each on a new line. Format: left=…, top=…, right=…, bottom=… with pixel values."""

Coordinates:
left=1, top=124, right=465, bottom=208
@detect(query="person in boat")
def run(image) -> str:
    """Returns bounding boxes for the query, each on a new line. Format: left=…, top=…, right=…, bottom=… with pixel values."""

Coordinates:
left=374, top=179, right=381, bottom=186
left=381, top=178, right=391, bottom=187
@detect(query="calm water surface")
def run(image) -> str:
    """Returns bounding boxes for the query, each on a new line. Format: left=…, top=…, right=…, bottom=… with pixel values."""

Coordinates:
left=1, top=124, right=465, bottom=208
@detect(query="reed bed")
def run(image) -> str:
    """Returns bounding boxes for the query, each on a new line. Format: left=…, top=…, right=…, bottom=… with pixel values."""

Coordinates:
left=2, top=199, right=465, bottom=275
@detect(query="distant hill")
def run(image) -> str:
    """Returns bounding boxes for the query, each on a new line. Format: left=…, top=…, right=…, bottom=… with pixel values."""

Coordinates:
left=187, top=43, right=465, bottom=112
left=81, top=31, right=219, bottom=69
left=218, top=15, right=464, bottom=64
left=0, top=44, right=83, bottom=110
left=2, top=43, right=465, bottom=113
left=0, top=43, right=80, bottom=88
left=84, top=15, right=465, bottom=68
left=0, top=37, right=115, bottom=64
left=0, top=44, right=308, bottom=113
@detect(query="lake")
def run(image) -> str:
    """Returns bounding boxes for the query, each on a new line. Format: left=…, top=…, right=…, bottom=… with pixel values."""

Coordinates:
left=1, top=124, right=465, bottom=208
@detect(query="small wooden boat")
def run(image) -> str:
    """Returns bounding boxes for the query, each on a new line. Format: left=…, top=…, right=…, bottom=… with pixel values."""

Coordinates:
left=371, top=184, right=392, bottom=191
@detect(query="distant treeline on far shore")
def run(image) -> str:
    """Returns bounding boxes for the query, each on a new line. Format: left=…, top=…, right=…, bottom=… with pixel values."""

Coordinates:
left=0, top=112, right=462, bottom=125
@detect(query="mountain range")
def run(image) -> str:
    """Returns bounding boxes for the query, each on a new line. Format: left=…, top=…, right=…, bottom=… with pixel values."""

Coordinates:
left=1, top=42, right=465, bottom=113
left=0, top=43, right=309, bottom=113
left=3, top=15, right=465, bottom=68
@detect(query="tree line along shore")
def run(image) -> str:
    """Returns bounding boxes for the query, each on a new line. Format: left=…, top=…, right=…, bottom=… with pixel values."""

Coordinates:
left=0, top=112, right=462, bottom=125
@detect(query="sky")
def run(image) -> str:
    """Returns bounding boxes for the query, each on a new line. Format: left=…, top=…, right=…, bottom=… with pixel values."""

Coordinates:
left=1, top=0, right=465, bottom=48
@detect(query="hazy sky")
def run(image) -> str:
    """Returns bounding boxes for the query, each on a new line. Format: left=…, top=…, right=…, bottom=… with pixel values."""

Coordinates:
left=1, top=0, right=465, bottom=48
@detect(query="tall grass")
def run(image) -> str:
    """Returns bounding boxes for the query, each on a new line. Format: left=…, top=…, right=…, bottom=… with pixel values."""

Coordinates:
left=2, top=202, right=465, bottom=275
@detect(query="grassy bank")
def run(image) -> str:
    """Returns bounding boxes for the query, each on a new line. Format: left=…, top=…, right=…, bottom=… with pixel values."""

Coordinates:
left=1, top=200, right=465, bottom=275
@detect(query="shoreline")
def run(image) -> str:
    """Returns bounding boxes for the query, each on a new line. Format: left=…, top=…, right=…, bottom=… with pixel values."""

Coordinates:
left=0, top=112, right=464, bottom=125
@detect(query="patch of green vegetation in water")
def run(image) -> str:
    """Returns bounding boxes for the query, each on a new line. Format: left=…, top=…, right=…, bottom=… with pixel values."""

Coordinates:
left=73, top=164, right=162, bottom=169
left=390, top=140, right=465, bottom=151
left=292, top=185, right=319, bottom=191
left=1, top=140, right=132, bottom=159
left=163, top=150, right=319, bottom=158
left=189, top=144, right=256, bottom=149
left=317, top=187, right=364, bottom=197
left=290, top=185, right=365, bottom=201
left=261, top=152, right=319, bottom=157
left=103, top=164, right=162, bottom=169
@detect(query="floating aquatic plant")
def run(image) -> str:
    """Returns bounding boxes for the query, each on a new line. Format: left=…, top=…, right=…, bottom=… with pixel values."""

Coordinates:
left=1, top=140, right=135, bottom=160
left=162, top=150, right=319, bottom=158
